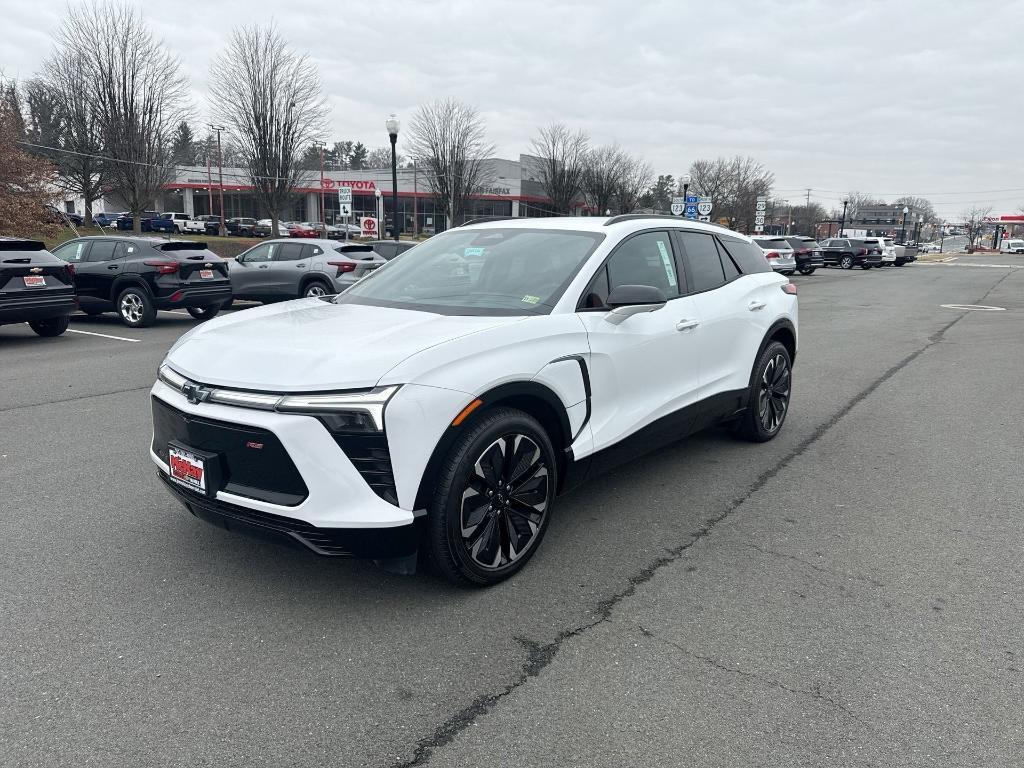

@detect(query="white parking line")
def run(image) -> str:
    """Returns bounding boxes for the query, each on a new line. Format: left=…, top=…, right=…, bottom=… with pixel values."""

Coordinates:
left=160, top=310, right=188, bottom=315
left=67, top=329, right=141, bottom=343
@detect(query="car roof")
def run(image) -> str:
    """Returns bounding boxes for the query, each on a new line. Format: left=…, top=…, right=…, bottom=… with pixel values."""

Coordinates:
left=65, top=235, right=190, bottom=245
left=456, top=215, right=757, bottom=242
left=259, top=238, right=341, bottom=247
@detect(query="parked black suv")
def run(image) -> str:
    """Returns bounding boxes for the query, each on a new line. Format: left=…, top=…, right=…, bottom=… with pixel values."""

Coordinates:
left=0, top=238, right=77, bottom=337
left=226, top=217, right=258, bottom=237
left=50, top=237, right=231, bottom=327
left=818, top=238, right=883, bottom=270
left=783, top=236, right=824, bottom=275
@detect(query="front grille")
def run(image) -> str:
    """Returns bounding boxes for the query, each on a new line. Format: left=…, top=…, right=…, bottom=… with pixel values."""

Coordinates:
left=152, top=397, right=308, bottom=506
left=332, top=434, right=399, bottom=506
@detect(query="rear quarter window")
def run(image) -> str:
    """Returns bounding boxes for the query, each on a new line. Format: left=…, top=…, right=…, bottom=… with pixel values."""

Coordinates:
left=718, top=236, right=771, bottom=274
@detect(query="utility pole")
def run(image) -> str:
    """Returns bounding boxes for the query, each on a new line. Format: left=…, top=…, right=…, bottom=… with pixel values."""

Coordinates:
left=208, top=124, right=226, bottom=237
left=412, top=161, right=418, bottom=237
left=805, top=188, right=811, bottom=235
left=312, top=140, right=326, bottom=230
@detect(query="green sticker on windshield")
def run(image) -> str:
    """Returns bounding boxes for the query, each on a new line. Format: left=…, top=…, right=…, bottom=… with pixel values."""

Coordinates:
left=464, top=247, right=485, bottom=257
left=522, top=294, right=541, bottom=305
left=656, top=240, right=677, bottom=287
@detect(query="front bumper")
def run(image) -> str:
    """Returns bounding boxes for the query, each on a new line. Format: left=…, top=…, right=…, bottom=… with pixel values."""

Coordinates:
left=149, top=380, right=415, bottom=534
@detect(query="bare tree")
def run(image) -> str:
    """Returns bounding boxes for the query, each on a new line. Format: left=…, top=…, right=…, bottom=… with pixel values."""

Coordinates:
left=365, top=146, right=408, bottom=169
left=406, top=98, right=495, bottom=228
left=0, top=86, right=60, bottom=237
left=210, top=25, right=325, bottom=232
left=581, top=145, right=627, bottom=216
left=528, top=123, right=589, bottom=214
left=56, top=2, right=188, bottom=232
left=688, top=155, right=773, bottom=231
left=614, top=155, right=653, bottom=214
left=892, top=195, right=936, bottom=223
left=961, top=206, right=993, bottom=251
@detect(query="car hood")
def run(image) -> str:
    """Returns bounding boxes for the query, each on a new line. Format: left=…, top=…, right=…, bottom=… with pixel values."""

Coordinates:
left=164, top=299, right=526, bottom=391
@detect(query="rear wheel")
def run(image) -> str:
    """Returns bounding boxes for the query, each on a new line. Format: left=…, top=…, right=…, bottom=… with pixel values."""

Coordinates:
left=116, top=286, right=156, bottom=328
left=302, top=279, right=332, bottom=299
left=29, top=315, right=70, bottom=337
left=187, top=304, right=221, bottom=321
left=425, top=407, right=556, bottom=587
left=733, top=341, right=792, bottom=443
left=220, top=298, right=234, bottom=310
left=861, top=262, right=872, bottom=270
left=797, top=266, right=816, bottom=275
left=840, top=255, right=854, bottom=269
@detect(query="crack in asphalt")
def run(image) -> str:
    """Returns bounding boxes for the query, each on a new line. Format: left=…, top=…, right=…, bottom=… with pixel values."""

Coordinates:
left=745, top=543, right=886, bottom=588
left=633, top=623, right=863, bottom=722
left=389, top=304, right=979, bottom=768
left=0, top=384, right=152, bottom=414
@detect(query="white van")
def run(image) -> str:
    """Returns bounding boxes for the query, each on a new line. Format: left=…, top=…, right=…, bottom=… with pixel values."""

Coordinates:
left=999, top=239, right=1024, bottom=254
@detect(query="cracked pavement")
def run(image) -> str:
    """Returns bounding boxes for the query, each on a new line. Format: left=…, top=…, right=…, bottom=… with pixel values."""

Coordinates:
left=2, top=260, right=1023, bottom=767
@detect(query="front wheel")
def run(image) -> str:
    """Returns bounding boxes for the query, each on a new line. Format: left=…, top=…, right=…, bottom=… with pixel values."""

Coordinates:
left=425, top=407, right=556, bottom=587
left=187, top=304, right=221, bottom=321
left=733, top=341, right=792, bottom=443
left=861, top=263, right=872, bottom=270
left=29, top=315, right=70, bottom=337
left=840, top=255, right=854, bottom=269
left=798, top=266, right=816, bottom=275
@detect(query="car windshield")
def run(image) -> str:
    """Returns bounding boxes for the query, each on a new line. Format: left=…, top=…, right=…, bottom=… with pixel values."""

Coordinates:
left=335, top=227, right=604, bottom=316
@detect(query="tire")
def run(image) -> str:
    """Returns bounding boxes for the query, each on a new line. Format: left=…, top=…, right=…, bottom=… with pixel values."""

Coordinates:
left=733, top=341, right=792, bottom=443
left=174, top=225, right=181, bottom=234
left=221, top=298, right=234, bottom=310
left=116, top=286, right=156, bottom=328
left=797, top=266, right=815, bottom=275
left=894, top=261, right=906, bottom=267
left=781, top=270, right=795, bottom=276
left=425, top=407, right=557, bottom=587
left=840, top=255, right=854, bottom=270
left=28, top=315, right=70, bottom=337
left=187, top=304, right=221, bottom=321
left=860, top=263, right=872, bottom=270
left=302, top=279, right=332, bottom=299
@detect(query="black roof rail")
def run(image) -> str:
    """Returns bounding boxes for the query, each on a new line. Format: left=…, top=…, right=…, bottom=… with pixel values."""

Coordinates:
left=459, top=216, right=520, bottom=227
left=604, top=213, right=733, bottom=231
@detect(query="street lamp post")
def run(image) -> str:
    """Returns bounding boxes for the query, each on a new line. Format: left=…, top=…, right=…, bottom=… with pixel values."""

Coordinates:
left=208, top=124, right=227, bottom=237
left=386, top=114, right=400, bottom=241
left=899, top=206, right=910, bottom=243
left=680, top=173, right=692, bottom=205
left=939, top=220, right=946, bottom=253
left=914, top=214, right=923, bottom=243
left=312, top=140, right=326, bottom=229
left=838, top=198, right=849, bottom=237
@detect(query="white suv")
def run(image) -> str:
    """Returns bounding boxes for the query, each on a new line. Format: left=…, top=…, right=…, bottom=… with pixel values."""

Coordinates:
left=862, top=237, right=897, bottom=266
left=150, top=216, right=798, bottom=585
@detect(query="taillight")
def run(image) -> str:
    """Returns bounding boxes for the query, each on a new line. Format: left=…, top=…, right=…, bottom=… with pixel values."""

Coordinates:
left=765, top=251, right=780, bottom=260
left=859, top=248, right=867, bottom=255
left=327, top=260, right=356, bottom=277
left=65, top=263, right=75, bottom=276
left=781, top=283, right=797, bottom=295
left=144, top=260, right=179, bottom=275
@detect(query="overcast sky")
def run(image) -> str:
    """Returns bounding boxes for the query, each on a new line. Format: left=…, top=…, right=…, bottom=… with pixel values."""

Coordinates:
left=3, top=0, right=1022, bottom=216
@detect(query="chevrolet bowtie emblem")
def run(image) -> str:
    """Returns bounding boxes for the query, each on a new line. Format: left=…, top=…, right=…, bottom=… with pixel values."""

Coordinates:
left=29, top=267, right=43, bottom=273
left=182, top=383, right=212, bottom=405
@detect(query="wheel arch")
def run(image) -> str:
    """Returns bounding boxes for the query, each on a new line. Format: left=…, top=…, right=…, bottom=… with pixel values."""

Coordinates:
left=759, top=318, right=797, bottom=367
left=299, top=272, right=333, bottom=295
left=110, top=275, right=152, bottom=302
left=412, top=380, right=574, bottom=510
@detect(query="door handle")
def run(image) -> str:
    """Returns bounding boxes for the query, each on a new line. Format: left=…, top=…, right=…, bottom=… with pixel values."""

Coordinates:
left=107, top=265, right=119, bottom=270
left=258, top=265, right=269, bottom=269
left=748, top=301, right=767, bottom=311
left=676, top=319, right=700, bottom=332
left=296, top=264, right=306, bottom=267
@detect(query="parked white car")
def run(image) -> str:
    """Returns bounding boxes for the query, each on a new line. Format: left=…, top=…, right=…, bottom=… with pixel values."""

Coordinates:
left=150, top=216, right=798, bottom=585
left=752, top=236, right=797, bottom=275
left=161, top=212, right=206, bottom=234
left=999, top=239, right=1024, bottom=254
left=862, top=237, right=897, bottom=265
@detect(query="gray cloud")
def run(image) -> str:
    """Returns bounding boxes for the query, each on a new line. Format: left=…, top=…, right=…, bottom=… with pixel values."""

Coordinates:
left=4, top=0, right=1023, bottom=215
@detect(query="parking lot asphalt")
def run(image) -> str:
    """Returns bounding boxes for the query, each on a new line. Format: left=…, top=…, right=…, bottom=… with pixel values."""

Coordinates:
left=2, top=262, right=1022, bottom=767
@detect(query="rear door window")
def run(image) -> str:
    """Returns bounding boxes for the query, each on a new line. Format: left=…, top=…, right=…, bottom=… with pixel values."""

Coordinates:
left=87, top=241, right=119, bottom=262
left=275, top=243, right=305, bottom=261
left=718, top=236, right=772, bottom=274
left=677, top=231, right=725, bottom=293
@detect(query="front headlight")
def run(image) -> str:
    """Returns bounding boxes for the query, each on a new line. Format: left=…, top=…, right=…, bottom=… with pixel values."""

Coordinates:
left=276, top=386, right=399, bottom=432
left=157, top=365, right=399, bottom=433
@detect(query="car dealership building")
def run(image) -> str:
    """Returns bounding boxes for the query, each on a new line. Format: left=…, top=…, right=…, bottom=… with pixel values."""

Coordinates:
left=82, top=155, right=578, bottom=233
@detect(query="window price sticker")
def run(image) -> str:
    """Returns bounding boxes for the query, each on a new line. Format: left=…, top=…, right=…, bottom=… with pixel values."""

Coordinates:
left=656, top=240, right=677, bottom=287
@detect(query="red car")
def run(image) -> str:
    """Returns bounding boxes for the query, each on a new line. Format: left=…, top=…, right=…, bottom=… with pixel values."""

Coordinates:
left=288, top=222, right=319, bottom=238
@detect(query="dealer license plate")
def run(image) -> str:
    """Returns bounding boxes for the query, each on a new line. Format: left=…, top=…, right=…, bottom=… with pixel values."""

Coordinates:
left=23, top=276, right=45, bottom=287
left=199, top=269, right=214, bottom=279
left=168, top=445, right=206, bottom=492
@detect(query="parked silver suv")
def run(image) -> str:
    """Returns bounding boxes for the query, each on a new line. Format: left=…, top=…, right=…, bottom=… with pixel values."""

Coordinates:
left=226, top=239, right=386, bottom=304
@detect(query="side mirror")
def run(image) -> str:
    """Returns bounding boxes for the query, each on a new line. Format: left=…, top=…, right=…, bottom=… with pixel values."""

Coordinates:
left=604, top=284, right=667, bottom=324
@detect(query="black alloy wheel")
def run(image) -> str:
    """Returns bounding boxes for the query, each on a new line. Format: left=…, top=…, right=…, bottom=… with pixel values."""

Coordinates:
left=733, top=341, right=792, bottom=442
left=427, top=407, right=556, bottom=586
left=798, top=265, right=815, bottom=275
